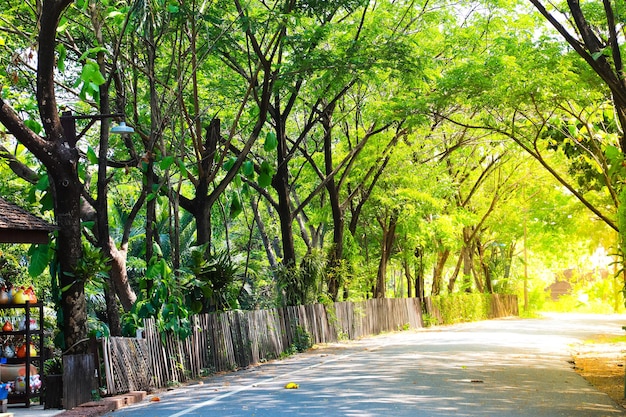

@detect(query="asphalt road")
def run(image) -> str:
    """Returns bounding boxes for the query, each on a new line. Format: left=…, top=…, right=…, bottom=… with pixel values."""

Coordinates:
left=103, top=313, right=626, bottom=417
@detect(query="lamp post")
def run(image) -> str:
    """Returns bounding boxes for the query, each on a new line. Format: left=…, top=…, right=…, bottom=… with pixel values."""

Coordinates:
left=60, top=111, right=134, bottom=145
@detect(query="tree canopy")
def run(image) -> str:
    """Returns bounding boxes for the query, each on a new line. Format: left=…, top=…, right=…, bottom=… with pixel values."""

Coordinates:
left=0, top=0, right=622, bottom=346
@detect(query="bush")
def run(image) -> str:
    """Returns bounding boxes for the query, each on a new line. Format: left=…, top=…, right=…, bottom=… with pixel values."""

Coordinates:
left=431, top=293, right=491, bottom=324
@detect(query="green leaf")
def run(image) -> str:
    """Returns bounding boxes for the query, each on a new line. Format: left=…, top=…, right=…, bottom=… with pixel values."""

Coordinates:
left=264, top=131, right=278, bottom=152
left=80, top=62, right=96, bottom=82
left=57, top=17, right=69, bottom=32
left=61, top=280, right=78, bottom=293
left=258, top=172, right=272, bottom=188
left=160, top=155, right=175, bottom=170
left=223, top=156, right=236, bottom=171
left=260, top=160, right=273, bottom=175
left=86, top=146, right=98, bottom=164
left=229, top=193, right=242, bottom=219
left=258, top=160, right=274, bottom=187
left=28, top=244, right=50, bottom=277
left=23, top=119, right=42, bottom=135
left=567, top=124, right=577, bottom=136
left=605, top=145, right=621, bottom=162
left=243, top=160, right=254, bottom=177
left=56, top=44, right=67, bottom=73
left=80, top=62, right=106, bottom=86
left=78, top=47, right=108, bottom=62
left=41, top=192, right=54, bottom=211
left=178, top=160, right=188, bottom=177
left=36, top=174, right=49, bottom=191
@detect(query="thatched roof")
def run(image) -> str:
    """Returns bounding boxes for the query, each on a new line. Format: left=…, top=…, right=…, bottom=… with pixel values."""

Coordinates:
left=0, top=197, right=56, bottom=243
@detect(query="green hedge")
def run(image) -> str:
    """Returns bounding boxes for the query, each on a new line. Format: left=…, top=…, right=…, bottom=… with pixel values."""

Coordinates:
left=430, top=293, right=491, bottom=324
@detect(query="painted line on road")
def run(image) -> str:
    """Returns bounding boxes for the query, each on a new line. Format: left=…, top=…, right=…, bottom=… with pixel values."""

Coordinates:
left=168, top=343, right=386, bottom=417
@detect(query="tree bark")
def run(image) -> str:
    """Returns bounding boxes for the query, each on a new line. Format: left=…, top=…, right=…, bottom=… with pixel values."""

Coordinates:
left=23, top=0, right=88, bottom=351
left=322, top=102, right=344, bottom=300
left=251, top=197, right=278, bottom=269
left=431, top=248, right=450, bottom=296
left=414, top=246, right=425, bottom=301
left=375, top=210, right=398, bottom=298
left=403, top=256, right=413, bottom=298
left=272, top=118, right=297, bottom=267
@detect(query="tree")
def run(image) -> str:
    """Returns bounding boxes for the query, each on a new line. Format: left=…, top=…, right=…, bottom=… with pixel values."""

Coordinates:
left=0, top=0, right=87, bottom=350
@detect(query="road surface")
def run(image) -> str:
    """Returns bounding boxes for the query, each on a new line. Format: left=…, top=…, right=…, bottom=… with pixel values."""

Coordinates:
left=103, top=313, right=626, bottom=417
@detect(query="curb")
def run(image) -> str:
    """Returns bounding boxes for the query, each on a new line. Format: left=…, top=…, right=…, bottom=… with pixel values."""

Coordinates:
left=51, top=391, right=147, bottom=417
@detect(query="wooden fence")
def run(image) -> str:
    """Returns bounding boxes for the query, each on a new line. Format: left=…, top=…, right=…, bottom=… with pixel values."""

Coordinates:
left=101, top=294, right=516, bottom=395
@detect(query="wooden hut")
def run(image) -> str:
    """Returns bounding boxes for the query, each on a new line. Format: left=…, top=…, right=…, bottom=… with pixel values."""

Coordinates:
left=0, top=197, right=56, bottom=243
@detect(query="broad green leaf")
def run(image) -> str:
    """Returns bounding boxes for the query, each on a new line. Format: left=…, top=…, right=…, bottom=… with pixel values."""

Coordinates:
left=605, top=145, right=621, bottom=162
left=243, top=160, right=254, bottom=177
left=57, top=44, right=67, bottom=73
left=223, top=156, right=236, bottom=171
left=178, top=160, right=188, bottom=177
left=264, top=131, right=278, bottom=152
left=24, top=119, right=42, bottom=135
left=41, top=192, right=54, bottom=211
left=78, top=47, right=109, bottom=61
left=28, top=244, right=50, bottom=277
left=36, top=174, right=49, bottom=191
left=260, top=160, right=273, bottom=175
left=229, top=192, right=242, bottom=219
left=258, top=172, right=272, bottom=188
left=567, top=124, right=577, bottom=136
left=160, top=155, right=175, bottom=170
left=86, top=146, right=98, bottom=164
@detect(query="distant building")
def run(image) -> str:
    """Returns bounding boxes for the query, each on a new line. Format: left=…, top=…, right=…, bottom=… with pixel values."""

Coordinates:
left=546, top=280, right=572, bottom=301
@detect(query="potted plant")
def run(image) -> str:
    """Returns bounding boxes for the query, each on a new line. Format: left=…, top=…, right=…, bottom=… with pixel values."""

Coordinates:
left=43, top=356, right=63, bottom=409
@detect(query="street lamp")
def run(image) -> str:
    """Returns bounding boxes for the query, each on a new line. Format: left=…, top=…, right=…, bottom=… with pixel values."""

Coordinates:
left=110, top=121, right=134, bottom=135
left=60, top=111, right=134, bottom=146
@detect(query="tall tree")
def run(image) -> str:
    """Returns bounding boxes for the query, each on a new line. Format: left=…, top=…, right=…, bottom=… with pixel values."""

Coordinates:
left=0, top=0, right=87, bottom=350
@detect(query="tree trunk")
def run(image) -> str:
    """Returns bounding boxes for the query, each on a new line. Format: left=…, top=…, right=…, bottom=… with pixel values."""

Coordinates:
left=251, top=197, right=278, bottom=269
left=477, top=241, right=493, bottom=293
left=414, top=246, right=425, bottom=300
left=375, top=210, right=398, bottom=298
left=403, top=256, right=413, bottom=298
left=431, top=248, right=450, bottom=296
left=91, top=13, right=123, bottom=334
left=323, top=102, right=344, bottom=301
left=52, top=175, right=87, bottom=351
left=273, top=121, right=296, bottom=267
left=143, top=24, right=158, bottom=289
left=39, top=0, right=87, bottom=351
left=108, top=239, right=135, bottom=310
left=447, top=249, right=463, bottom=292
left=462, top=242, right=474, bottom=293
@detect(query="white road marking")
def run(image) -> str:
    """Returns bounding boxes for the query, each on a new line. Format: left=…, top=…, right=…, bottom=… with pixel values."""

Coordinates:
left=168, top=345, right=381, bottom=417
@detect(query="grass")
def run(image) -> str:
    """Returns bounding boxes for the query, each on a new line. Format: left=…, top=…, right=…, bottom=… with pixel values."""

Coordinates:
left=582, top=334, right=626, bottom=344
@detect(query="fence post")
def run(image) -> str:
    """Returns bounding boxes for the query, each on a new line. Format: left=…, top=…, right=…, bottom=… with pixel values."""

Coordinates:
left=63, top=354, right=97, bottom=409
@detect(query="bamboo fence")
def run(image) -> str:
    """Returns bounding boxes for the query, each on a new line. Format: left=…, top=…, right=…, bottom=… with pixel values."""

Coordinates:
left=101, top=294, right=517, bottom=395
